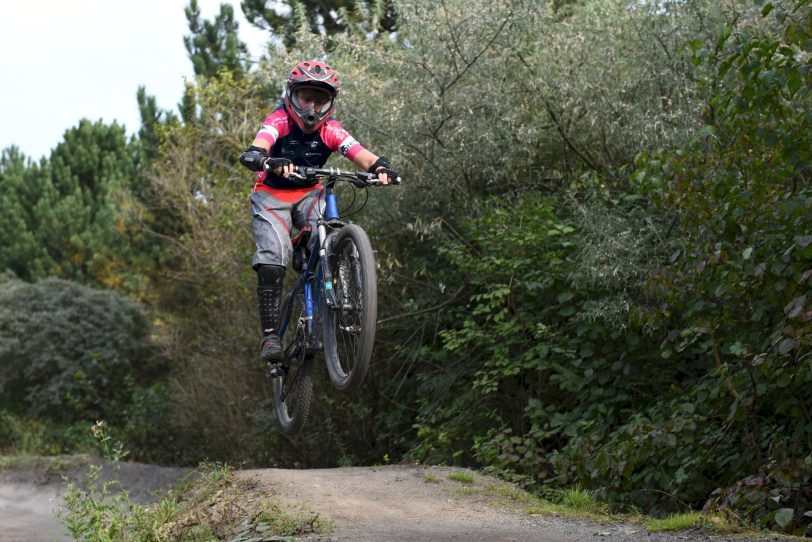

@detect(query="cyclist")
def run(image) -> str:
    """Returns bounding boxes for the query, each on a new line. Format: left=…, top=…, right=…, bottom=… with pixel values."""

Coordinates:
left=239, top=60, right=398, bottom=363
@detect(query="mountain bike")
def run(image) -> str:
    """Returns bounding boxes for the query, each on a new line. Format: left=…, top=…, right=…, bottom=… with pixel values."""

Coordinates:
left=269, top=166, right=398, bottom=435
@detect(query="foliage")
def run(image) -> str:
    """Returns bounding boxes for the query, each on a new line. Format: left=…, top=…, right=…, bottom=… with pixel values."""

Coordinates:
left=185, top=0, right=251, bottom=78
left=61, top=423, right=328, bottom=541
left=0, top=278, right=172, bottom=459
left=18, top=0, right=804, bottom=536
left=447, top=472, right=475, bottom=484
left=0, top=410, right=96, bottom=456
left=0, top=120, right=158, bottom=298
left=241, top=0, right=397, bottom=48
left=645, top=512, right=705, bottom=532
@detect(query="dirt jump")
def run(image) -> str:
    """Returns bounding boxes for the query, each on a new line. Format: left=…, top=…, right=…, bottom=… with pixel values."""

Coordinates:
left=1, top=459, right=778, bottom=542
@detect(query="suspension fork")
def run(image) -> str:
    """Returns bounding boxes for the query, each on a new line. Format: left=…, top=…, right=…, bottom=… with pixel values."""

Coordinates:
left=319, top=184, right=341, bottom=310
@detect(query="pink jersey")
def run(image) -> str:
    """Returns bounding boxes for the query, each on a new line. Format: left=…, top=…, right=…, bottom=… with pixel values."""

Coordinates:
left=252, top=107, right=365, bottom=195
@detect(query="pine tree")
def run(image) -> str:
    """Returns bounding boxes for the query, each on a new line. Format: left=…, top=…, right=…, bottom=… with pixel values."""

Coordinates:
left=0, top=121, right=153, bottom=294
left=184, top=0, right=251, bottom=78
left=240, top=0, right=397, bottom=47
left=0, top=147, right=51, bottom=279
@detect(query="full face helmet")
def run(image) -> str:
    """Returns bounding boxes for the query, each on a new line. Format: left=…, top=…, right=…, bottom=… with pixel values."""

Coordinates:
left=284, top=61, right=340, bottom=133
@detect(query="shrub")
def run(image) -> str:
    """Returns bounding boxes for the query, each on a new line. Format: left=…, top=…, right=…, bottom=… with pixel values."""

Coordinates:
left=0, top=278, right=163, bottom=428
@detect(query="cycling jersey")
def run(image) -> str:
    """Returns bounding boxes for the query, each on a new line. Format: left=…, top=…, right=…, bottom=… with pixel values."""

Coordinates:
left=251, top=105, right=365, bottom=197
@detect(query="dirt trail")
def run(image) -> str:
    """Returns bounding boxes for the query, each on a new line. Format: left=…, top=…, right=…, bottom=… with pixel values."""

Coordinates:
left=242, top=465, right=776, bottom=542
left=0, top=456, right=189, bottom=542
left=1, top=460, right=782, bottom=542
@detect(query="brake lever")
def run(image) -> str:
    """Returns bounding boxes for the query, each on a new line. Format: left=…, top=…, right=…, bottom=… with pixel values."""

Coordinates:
left=349, top=177, right=369, bottom=188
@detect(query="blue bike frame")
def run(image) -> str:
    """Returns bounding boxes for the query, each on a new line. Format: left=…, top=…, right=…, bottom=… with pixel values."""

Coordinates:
left=277, top=186, right=341, bottom=343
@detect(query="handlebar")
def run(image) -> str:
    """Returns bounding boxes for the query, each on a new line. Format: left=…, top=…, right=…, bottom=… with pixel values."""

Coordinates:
left=289, top=166, right=401, bottom=187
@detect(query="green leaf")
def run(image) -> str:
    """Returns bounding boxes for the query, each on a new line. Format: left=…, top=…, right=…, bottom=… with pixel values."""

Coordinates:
left=742, top=247, right=754, bottom=260
left=557, top=291, right=574, bottom=303
left=778, top=338, right=799, bottom=355
left=729, top=341, right=743, bottom=356
left=761, top=3, right=774, bottom=16
left=774, top=508, right=794, bottom=528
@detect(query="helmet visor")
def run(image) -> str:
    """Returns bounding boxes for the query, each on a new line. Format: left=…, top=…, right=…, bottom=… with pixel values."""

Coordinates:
left=291, top=86, right=334, bottom=114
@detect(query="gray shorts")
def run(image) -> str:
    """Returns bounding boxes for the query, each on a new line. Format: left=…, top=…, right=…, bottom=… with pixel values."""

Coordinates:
left=249, top=188, right=325, bottom=269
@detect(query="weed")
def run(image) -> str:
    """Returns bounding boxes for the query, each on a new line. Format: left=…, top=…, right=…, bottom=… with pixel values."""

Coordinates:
left=561, top=486, right=603, bottom=513
left=447, top=472, right=475, bottom=484
left=646, top=512, right=704, bottom=532
left=59, top=421, right=330, bottom=541
left=424, top=474, right=440, bottom=483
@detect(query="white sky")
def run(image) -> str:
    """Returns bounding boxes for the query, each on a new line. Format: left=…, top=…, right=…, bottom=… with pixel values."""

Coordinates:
left=0, top=1, right=271, bottom=161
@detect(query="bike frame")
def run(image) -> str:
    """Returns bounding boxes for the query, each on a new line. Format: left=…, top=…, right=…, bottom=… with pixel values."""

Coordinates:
left=277, top=181, right=341, bottom=345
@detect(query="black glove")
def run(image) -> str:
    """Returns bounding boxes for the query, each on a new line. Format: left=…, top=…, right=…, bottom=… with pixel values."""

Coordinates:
left=367, top=156, right=399, bottom=183
left=262, top=157, right=293, bottom=174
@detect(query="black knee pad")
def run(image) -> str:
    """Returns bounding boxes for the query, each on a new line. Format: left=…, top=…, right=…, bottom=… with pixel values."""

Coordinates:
left=256, top=264, right=286, bottom=287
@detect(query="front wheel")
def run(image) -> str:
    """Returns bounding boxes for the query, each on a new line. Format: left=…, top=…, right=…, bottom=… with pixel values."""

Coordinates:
left=322, top=224, right=377, bottom=393
left=272, top=291, right=314, bottom=435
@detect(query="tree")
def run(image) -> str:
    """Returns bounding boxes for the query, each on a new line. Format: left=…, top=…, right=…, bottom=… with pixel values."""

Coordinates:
left=241, top=0, right=397, bottom=47
left=185, top=0, right=251, bottom=78
left=0, top=147, right=51, bottom=278
left=0, top=120, right=154, bottom=296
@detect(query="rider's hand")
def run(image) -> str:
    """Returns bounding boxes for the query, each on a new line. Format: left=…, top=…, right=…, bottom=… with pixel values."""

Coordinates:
left=263, top=157, right=294, bottom=177
left=367, top=156, right=399, bottom=185
left=374, top=166, right=399, bottom=185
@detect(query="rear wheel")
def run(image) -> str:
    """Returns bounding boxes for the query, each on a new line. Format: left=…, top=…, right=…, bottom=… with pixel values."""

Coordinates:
left=322, top=224, right=377, bottom=392
left=272, top=291, right=313, bottom=435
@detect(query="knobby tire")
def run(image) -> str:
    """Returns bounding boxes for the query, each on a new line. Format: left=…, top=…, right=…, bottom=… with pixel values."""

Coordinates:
left=322, top=224, right=377, bottom=393
left=273, top=291, right=314, bottom=435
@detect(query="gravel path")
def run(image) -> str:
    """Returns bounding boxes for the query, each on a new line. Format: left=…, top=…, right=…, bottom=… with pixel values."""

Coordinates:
left=0, top=456, right=189, bottom=542
left=242, top=465, right=784, bottom=542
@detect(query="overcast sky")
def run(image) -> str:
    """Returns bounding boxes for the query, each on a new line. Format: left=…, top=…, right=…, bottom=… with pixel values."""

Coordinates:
left=0, top=1, right=270, bottom=161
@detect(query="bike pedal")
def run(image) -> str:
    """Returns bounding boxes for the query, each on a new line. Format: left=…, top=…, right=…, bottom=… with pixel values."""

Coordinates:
left=266, top=363, right=284, bottom=378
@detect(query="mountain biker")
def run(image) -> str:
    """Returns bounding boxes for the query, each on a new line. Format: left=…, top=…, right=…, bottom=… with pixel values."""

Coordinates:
left=238, top=60, right=398, bottom=363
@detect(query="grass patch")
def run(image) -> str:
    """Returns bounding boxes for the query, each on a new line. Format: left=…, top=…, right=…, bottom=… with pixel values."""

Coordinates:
left=60, top=422, right=329, bottom=541
left=646, top=512, right=703, bottom=532
left=424, top=474, right=440, bottom=483
left=0, top=454, right=25, bottom=470
left=561, top=486, right=603, bottom=513
left=62, top=460, right=330, bottom=541
left=0, top=453, right=84, bottom=476
left=645, top=512, right=743, bottom=534
left=447, top=472, right=475, bottom=484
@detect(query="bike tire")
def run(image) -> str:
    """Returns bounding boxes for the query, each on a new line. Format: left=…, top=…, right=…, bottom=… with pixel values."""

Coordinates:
left=272, top=291, right=314, bottom=435
left=322, top=224, right=377, bottom=392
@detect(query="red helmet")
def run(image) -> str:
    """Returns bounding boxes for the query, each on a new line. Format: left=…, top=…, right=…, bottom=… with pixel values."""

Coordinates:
left=284, top=61, right=340, bottom=133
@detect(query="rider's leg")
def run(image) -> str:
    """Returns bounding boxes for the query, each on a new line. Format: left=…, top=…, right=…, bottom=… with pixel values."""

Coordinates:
left=256, top=264, right=286, bottom=361
left=249, top=191, right=294, bottom=362
left=298, top=188, right=327, bottom=232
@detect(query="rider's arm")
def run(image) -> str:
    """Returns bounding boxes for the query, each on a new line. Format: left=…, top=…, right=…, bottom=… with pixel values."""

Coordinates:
left=240, top=110, right=293, bottom=176
left=321, top=120, right=397, bottom=184
left=351, top=150, right=397, bottom=185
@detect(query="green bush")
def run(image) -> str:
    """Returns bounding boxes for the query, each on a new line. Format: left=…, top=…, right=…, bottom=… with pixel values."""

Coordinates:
left=0, top=278, right=164, bottom=429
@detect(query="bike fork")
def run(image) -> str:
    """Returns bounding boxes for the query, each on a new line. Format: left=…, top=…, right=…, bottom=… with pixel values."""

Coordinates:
left=318, top=221, right=340, bottom=310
